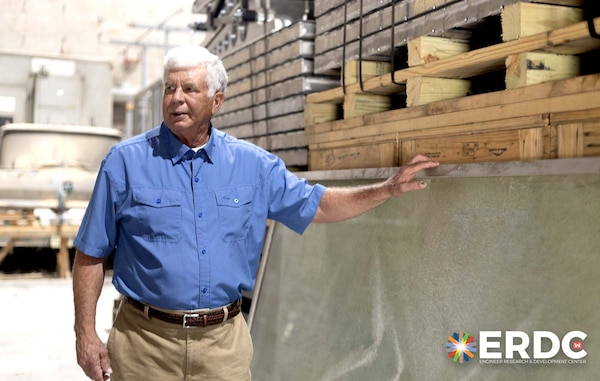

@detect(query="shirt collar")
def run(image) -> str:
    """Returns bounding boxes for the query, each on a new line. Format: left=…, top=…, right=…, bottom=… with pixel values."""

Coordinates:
left=162, top=122, right=215, bottom=165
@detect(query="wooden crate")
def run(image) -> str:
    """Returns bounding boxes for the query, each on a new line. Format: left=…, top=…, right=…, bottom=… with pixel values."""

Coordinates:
left=310, top=112, right=600, bottom=169
left=306, top=73, right=600, bottom=169
left=554, top=112, right=600, bottom=158
left=400, top=127, right=548, bottom=164
left=309, top=140, right=398, bottom=171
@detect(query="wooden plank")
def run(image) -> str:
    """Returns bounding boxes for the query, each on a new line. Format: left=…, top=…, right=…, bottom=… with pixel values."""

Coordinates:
left=400, top=128, right=543, bottom=164
left=556, top=120, right=600, bottom=158
left=0, top=211, right=37, bottom=225
left=342, top=60, right=391, bottom=86
left=305, top=74, right=600, bottom=143
left=583, top=122, right=600, bottom=157
left=520, top=127, right=547, bottom=160
left=305, top=103, right=339, bottom=127
left=0, top=224, right=80, bottom=238
left=531, top=0, right=582, bottom=5
left=0, top=237, right=17, bottom=265
left=307, top=17, right=600, bottom=105
left=56, top=236, right=70, bottom=278
left=306, top=82, right=600, bottom=146
left=309, top=116, right=542, bottom=150
left=407, top=36, right=470, bottom=67
left=306, top=74, right=600, bottom=144
left=343, top=93, right=391, bottom=119
left=406, top=77, right=471, bottom=107
left=501, top=2, right=583, bottom=42
left=309, top=141, right=398, bottom=171
left=558, top=123, right=585, bottom=158
left=505, top=52, right=580, bottom=89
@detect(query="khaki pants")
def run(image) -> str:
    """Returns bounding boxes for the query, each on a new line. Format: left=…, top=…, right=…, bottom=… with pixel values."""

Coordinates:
left=107, top=299, right=253, bottom=381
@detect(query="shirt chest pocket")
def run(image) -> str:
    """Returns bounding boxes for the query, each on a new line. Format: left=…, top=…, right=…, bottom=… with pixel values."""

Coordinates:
left=215, top=185, right=253, bottom=242
left=131, top=189, right=182, bottom=242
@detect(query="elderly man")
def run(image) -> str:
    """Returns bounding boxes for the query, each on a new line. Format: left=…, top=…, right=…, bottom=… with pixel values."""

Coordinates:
left=73, top=45, right=438, bottom=381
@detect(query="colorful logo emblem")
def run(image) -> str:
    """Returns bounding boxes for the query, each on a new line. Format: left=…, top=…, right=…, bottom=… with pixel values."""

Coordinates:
left=446, top=331, right=477, bottom=363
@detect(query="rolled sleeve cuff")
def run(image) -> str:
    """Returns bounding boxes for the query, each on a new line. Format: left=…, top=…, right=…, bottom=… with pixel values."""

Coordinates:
left=288, top=183, right=326, bottom=235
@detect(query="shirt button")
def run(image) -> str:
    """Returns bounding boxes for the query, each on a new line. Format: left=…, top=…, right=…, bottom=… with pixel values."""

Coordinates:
left=195, top=177, right=199, bottom=183
left=234, top=198, right=239, bottom=204
left=156, top=198, right=161, bottom=204
left=202, top=288, right=208, bottom=294
left=198, top=212, right=203, bottom=218
left=201, top=249, right=206, bottom=255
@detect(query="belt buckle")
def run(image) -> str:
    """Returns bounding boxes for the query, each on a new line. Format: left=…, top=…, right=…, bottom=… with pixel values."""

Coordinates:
left=182, top=313, right=200, bottom=328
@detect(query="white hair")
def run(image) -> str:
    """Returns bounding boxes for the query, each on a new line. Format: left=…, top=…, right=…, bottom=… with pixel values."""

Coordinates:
left=163, top=45, right=228, bottom=97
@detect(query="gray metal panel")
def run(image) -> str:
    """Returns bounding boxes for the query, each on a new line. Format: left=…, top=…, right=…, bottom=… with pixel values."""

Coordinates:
left=222, top=76, right=339, bottom=114
left=225, top=40, right=316, bottom=85
left=33, top=75, right=82, bottom=124
left=250, top=157, right=600, bottom=380
left=0, top=85, right=27, bottom=123
left=220, top=21, right=316, bottom=70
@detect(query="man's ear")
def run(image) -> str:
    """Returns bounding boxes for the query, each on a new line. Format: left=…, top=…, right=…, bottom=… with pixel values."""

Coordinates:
left=212, top=91, right=225, bottom=115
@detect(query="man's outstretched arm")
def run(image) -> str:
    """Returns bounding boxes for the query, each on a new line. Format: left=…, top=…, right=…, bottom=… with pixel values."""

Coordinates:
left=312, top=154, right=439, bottom=223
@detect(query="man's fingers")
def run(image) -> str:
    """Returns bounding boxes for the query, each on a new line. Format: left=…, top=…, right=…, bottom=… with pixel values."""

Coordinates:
left=397, top=180, right=429, bottom=193
left=408, top=154, right=430, bottom=164
left=408, top=153, right=439, bottom=165
left=76, top=337, right=110, bottom=381
left=402, top=156, right=439, bottom=181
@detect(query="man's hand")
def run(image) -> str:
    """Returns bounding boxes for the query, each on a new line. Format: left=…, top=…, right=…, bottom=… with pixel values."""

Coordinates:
left=313, top=154, right=439, bottom=223
left=76, top=332, right=112, bottom=381
left=384, top=154, right=439, bottom=197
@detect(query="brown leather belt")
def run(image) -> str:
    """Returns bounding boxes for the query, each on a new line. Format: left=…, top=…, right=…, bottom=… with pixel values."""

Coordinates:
left=125, top=297, right=242, bottom=328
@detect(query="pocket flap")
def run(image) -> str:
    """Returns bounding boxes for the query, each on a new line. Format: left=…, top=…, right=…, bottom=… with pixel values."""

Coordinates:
left=132, top=189, right=181, bottom=208
left=215, top=185, right=253, bottom=207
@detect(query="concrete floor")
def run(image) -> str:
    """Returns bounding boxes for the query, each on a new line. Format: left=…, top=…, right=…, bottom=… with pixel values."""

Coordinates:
left=0, top=273, right=120, bottom=381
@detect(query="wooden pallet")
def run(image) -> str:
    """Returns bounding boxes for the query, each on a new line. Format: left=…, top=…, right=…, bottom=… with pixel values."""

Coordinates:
left=307, top=5, right=599, bottom=107
left=305, top=2, right=600, bottom=170
left=0, top=210, right=79, bottom=278
left=306, top=72, right=600, bottom=169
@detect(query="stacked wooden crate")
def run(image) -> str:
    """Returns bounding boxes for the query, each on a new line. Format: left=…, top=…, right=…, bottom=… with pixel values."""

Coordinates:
left=305, top=0, right=600, bottom=170
left=213, top=20, right=338, bottom=169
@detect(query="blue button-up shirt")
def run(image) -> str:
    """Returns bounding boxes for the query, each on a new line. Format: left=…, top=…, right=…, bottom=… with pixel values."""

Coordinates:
left=74, top=123, right=325, bottom=310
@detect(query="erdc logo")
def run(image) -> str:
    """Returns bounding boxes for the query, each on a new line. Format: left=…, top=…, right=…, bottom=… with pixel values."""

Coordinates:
left=446, top=331, right=587, bottom=365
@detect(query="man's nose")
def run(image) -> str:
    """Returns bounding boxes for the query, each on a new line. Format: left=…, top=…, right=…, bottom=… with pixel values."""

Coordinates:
left=171, top=87, right=184, bottom=102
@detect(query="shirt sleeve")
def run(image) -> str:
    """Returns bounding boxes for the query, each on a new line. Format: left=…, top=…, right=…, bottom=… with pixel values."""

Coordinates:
left=266, top=160, right=326, bottom=235
left=73, top=156, right=119, bottom=258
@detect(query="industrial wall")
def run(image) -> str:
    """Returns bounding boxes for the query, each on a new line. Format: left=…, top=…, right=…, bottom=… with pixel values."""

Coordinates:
left=0, top=53, right=113, bottom=127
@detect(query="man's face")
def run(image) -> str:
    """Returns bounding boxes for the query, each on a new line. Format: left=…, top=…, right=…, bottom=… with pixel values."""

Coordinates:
left=162, top=65, right=224, bottom=141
